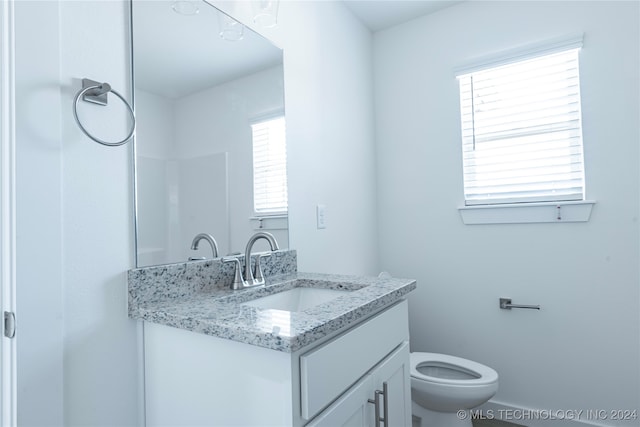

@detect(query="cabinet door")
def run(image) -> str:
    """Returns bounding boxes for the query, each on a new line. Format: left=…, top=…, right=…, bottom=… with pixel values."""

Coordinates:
left=308, top=342, right=411, bottom=427
left=306, top=375, right=374, bottom=427
left=370, top=342, right=411, bottom=427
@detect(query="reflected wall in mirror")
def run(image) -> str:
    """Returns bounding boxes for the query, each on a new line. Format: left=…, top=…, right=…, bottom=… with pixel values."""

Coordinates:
left=133, top=0, right=288, bottom=267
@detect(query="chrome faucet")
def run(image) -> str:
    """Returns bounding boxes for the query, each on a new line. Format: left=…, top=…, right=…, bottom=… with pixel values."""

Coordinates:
left=244, top=232, right=279, bottom=286
left=189, top=233, right=219, bottom=260
left=222, top=232, right=279, bottom=290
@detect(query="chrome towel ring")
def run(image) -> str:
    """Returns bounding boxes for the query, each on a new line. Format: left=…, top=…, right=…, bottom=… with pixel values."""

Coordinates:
left=72, top=78, right=136, bottom=147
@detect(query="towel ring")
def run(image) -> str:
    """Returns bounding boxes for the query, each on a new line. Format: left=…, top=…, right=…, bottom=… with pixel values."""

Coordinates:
left=72, top=78, right=136, bottom=147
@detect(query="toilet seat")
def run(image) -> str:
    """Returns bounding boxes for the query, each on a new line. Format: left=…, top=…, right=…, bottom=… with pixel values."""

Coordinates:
left=410, top=352, right=498, bottom=386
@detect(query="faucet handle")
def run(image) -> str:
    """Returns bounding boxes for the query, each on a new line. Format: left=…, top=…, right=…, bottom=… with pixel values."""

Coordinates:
left=253, top=253, right=272, bottom=285
left=222, top=257, right=247, bottom=290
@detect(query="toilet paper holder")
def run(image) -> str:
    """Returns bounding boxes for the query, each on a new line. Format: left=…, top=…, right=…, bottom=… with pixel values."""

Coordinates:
left=499, top=298, right=540, bottom=310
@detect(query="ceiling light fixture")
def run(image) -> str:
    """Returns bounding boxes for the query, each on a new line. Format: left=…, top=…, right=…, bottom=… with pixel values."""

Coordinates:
left=218, top=14, right=244, bottom=41
left=252, top=0, right=279, bottom=28
left=171, top=1, right=200, bottom=16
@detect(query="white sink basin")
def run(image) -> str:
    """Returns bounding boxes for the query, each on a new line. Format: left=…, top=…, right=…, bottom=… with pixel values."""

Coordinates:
left=243, top=287, right=350, bottom=312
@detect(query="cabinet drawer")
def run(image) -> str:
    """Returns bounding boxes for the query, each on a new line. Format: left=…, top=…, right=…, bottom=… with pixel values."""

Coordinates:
left=300, top=300, right=409, bottom=420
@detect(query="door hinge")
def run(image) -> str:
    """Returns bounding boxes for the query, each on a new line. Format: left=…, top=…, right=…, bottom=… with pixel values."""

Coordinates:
left=4, top=311, right=15, bottom=338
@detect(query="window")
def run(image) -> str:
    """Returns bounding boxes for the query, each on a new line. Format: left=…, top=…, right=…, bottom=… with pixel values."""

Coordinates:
left=457, top=46, right=586, bottom=206
left=251, top=116, right=288, bottom=215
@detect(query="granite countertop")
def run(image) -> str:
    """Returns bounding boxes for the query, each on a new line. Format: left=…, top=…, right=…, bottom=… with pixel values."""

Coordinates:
left=129, top=270, right=416, bottom=353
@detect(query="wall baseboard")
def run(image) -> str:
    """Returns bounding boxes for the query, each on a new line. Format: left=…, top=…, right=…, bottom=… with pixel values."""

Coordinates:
left=477, top=400, right=611, bottom=427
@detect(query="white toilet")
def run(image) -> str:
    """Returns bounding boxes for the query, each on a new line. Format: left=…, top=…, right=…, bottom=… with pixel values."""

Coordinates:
left=410, top=352, right=499, bottom=427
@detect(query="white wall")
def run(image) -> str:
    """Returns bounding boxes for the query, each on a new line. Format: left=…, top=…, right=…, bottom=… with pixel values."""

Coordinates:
left=14, top=2, right=64, bottom=425
left=374, top=1, right=639, bottom=423
left=210, top=0, right=379, bottom=276
left=59, top=1, right=140, bottom=425
left=15, top=1, right=139, bottom=425
left=135, top=90, right=174, bottom=160
left=283, top=2, right=378, bottom=275
left=135, top=90, right=173, bottom=265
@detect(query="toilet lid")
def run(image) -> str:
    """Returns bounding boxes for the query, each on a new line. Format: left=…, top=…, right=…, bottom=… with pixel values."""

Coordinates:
left=410, top=352, right=498, bottom=386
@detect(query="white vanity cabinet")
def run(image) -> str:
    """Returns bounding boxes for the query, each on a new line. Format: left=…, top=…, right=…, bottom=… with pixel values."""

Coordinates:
left=143, top=299, right=411, bottom=426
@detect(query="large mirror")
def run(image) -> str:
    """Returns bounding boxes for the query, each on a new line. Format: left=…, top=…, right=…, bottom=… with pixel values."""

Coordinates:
left=132, top=0, right=288, bottom=267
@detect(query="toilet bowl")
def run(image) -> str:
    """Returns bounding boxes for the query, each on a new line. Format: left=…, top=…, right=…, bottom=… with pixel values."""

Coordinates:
left=410, top=352, right=498, bottom=427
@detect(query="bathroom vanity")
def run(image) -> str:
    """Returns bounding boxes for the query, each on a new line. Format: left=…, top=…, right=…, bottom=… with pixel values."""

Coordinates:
left=128, top=250, right=416, bottom=426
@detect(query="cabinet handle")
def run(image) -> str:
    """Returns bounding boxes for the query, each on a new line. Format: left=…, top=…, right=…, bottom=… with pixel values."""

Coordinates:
left=367, top=392, right=380, bottom=426
left=381, top=382, right=388, bottom=427
left=368, top=382, right=388, bottom=427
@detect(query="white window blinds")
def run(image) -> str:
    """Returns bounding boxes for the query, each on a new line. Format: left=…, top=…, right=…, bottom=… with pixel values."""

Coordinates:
left=457, top=47, right=586, bottom=205
left=251, top=116, right=288, bottom=214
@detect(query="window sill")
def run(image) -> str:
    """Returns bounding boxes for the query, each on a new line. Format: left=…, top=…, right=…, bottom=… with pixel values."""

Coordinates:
left=250, top=215, right=288, bottom=230
left=458, top=200, right=596, bottom=225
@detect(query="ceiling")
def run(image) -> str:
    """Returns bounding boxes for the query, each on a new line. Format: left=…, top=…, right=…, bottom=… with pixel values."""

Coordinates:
left=132, top=1, right=462, bottom=100
left=342, top=0, right=463, bottom=32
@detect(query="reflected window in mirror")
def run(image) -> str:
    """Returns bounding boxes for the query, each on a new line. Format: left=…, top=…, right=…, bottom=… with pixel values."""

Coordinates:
left=251, top=116, right=288, bottom=216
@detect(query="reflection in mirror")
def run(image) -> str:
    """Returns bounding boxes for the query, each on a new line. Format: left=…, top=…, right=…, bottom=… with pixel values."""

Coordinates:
left=132, top=1, right=288, bottom=267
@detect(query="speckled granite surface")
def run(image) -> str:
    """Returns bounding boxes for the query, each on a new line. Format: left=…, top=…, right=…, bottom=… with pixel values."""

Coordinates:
left=128, top=250, right=298, bottom=305
left=128, top=250, right=416, bottom=352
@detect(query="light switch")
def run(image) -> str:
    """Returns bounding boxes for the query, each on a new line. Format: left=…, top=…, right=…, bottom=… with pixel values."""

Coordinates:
left=316, top=204, right=326, bottom=229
